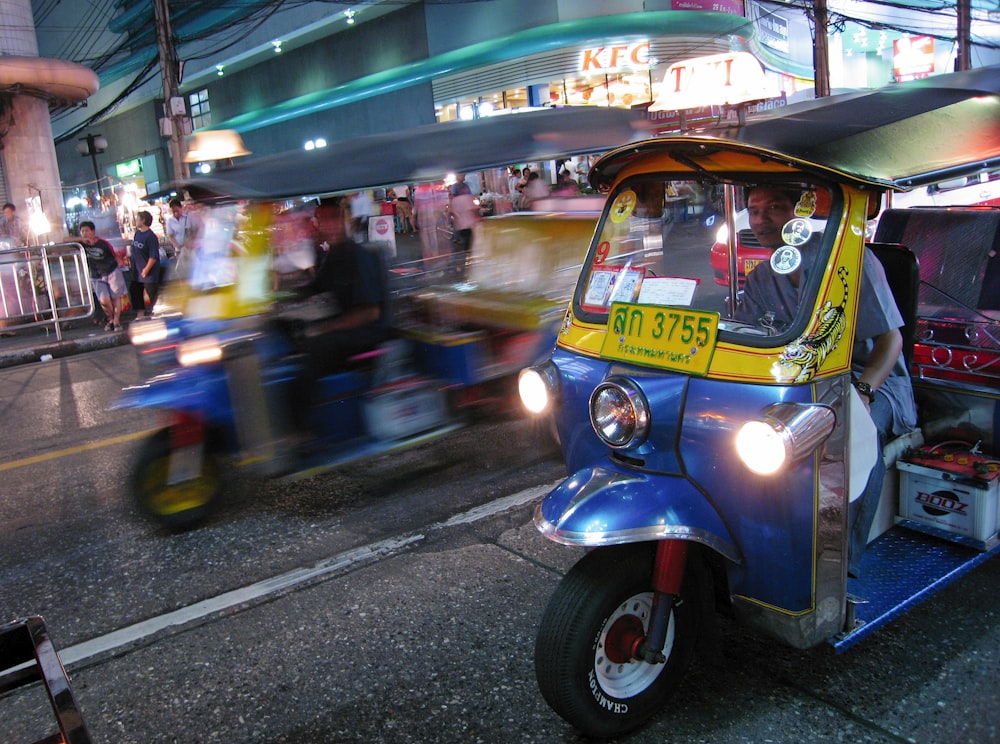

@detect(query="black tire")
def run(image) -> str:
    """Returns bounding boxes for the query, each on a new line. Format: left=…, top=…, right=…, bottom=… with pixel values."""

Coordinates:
left=130, top=428, right=226, bottom=530
left=534, top=543, right=697, bottom=739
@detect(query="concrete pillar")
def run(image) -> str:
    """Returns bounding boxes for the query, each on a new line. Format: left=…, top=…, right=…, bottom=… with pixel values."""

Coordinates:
left=0, top=0, right=68, bottom=241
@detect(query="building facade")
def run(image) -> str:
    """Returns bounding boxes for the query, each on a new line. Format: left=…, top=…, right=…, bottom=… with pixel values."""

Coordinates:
left=51, top=0, right=1000, bottom=205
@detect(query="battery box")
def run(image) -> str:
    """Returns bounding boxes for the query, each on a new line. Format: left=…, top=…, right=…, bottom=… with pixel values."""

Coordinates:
left=897, top=447, right=1000, bottom=547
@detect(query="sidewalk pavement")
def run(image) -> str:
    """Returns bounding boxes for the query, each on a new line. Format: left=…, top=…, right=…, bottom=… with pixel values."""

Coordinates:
left=0, top=317, right=130, bottom=369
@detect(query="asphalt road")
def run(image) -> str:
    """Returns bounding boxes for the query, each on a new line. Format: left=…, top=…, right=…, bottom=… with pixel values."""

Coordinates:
left=0, top=346, right=997, bottom=743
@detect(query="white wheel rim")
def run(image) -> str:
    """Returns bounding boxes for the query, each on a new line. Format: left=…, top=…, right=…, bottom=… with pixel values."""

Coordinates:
left=593, top=591, right=674, bottom=699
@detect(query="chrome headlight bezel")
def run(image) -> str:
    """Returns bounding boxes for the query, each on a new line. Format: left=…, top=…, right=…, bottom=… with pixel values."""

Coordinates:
left=589, top=377, right=650, bottom=449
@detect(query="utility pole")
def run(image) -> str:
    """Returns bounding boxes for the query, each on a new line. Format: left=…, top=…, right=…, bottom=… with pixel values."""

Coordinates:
left=812, top=0, right=831, bottom=97
left=956, top=0, right=971, bottom=70
left=152, top=0, right=189, bottom=181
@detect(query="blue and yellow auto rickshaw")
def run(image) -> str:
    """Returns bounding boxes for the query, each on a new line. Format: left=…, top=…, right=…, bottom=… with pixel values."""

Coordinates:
left=518, top=65, right=1000, bottom=738
left=115, top=107, right=649, bottom=530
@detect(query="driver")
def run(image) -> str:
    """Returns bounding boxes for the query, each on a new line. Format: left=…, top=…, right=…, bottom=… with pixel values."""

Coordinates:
left=736, top=185, right=917, bottom=578
left=288, top=201, right=390, bottom=437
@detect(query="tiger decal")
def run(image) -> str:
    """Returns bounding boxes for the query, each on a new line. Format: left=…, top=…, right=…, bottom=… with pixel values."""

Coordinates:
left=773, top=266, right=850, bottom=383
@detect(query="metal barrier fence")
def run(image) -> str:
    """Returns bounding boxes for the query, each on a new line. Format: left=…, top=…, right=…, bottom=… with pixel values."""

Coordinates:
left=0, top=243, right=94, bottom=341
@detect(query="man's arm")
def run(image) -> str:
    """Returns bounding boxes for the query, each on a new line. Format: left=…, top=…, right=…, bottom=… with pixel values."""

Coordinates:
left=140, top=235, right=160, bottom=278
left=165, top=218, right=182, bottom=250
left=856, top=328, right=903, bottom=408
left=306, top=304, right=379, bottom=336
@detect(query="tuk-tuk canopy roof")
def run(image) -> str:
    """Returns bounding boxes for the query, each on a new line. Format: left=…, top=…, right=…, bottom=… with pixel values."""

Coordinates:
left=172, top=106, right=652, bottom=202
left=590, top=64, right=1000, bottom=192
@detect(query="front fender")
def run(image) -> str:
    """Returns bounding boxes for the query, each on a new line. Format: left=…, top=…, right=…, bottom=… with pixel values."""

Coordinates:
left=535, top=462, right=741, bottom=563
left=112, top=366, right=232, bottom=421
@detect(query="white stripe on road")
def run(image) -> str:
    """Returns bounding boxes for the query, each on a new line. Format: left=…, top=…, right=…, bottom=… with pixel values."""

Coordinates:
left=58, top=480, right=558, bottom=668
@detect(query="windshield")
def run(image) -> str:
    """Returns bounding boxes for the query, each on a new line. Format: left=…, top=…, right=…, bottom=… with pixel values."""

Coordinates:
left=575, top=177, right=838, bottom=344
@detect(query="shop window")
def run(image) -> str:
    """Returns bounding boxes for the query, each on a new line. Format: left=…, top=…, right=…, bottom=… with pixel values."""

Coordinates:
left=504, top=87, right=529, bottom=109
left=189, top=89, right=211, bottom=130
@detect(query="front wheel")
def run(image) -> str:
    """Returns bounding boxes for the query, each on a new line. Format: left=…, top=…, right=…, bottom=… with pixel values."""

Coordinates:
left=534, top=543, right=697, bottom=739
left=130, top=428, right=226, bottom=530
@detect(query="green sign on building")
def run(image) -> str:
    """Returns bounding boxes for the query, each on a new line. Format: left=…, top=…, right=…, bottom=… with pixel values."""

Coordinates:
left=115, top=158, right=143, bottom=178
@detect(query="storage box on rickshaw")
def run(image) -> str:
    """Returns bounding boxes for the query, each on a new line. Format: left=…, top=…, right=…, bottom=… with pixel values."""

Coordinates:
left=404, top=204, right=600, bottom=389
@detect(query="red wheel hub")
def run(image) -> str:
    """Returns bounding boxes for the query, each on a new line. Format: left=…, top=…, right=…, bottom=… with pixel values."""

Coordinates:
left=603, top=614, right=645, bottom=664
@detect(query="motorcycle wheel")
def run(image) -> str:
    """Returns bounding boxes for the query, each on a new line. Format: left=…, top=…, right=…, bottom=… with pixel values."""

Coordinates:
left=131, top=428, right=225, bottom=531
left=534, top=543, right=696, bottom=739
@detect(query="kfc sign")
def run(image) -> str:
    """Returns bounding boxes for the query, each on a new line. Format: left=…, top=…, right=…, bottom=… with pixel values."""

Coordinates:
left=650, top=52, right=772, bottom=111
left=580, top=42, right=651, bottom=73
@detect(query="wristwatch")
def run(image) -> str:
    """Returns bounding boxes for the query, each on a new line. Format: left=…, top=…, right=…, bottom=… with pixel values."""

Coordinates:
left=853, top=380, right=875, bottom=403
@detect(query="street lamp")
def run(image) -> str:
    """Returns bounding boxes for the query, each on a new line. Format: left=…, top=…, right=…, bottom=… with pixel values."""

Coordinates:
left=76, top=134, right=109, bottom=196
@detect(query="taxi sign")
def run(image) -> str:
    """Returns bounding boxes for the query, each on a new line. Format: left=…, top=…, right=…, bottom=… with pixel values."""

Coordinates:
left=600, top=302, right=719, bottom=375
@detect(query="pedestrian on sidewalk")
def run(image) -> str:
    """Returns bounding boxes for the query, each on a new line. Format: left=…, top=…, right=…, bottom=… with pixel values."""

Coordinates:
left=164, top=197, right=202, bottom=280
left=80, top=221, right=127, bottom=331
left=129, top=211, right=161, bottom=319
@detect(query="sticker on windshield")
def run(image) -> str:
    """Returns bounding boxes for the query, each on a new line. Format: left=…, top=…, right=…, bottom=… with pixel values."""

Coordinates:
left=581, top=265, right=645, bottom=312
left=770, top=246, right=802, bottom=275
left=795, top=190, right=818, bottom=218
left=781, top=218, right=812, bottom=246
left=609, top=190, right=637, bottom=223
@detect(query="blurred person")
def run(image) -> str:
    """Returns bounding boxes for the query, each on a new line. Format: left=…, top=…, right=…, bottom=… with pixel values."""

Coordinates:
left=164, top=197, right=203, bottom=279
left=288, top=201, right=390, bottom=438
left=734, top=185, right=916, bottom=577
left=450, top=173, right=472, bottom=197
left=129, top=210, right=161, bottom=319
left=349, top=190, right=375, bottom=243
left=515, top=167, right=531, bottom=209
left=448, top=175, right=479, bottom=277
left=80, top=220, right=126, bottom=331
left=553, top=169, right=580, bottom=196
left=520, top=171, right=550, bottom=210
left=382, top=189, right=400, bottom=233
left=395, top=185, right=416, bottom=234
left=0, top=202, right=27, bottom=246
left=415, top=182, right=448, bottom=275
left=507, top=167, right=522, bottom=209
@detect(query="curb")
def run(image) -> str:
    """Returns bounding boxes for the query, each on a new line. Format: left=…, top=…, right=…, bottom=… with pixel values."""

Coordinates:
left=0, top=331, right=130, bottom=369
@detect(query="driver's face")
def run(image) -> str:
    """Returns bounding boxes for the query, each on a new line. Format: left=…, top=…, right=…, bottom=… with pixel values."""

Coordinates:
left=748, top=189, right=796, bottom=249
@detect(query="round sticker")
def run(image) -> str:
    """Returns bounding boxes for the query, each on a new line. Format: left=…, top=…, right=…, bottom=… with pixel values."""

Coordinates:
left=770, top=246, right=802, bottom=275
left=609, top=190, right=637, bottom=223
left=781, top=218, right=812, bottom=246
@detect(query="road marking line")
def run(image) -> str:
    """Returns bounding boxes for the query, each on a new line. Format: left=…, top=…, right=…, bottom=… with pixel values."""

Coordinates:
left=57, top=479, right=559, bottom=668
left=0, top=428, right=160, bottom=472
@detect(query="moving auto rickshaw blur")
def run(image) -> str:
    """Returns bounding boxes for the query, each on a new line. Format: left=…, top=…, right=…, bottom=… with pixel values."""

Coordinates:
left=115, top=107, right=650, bottom=529
left=517, top=65, right=1000, bottom=738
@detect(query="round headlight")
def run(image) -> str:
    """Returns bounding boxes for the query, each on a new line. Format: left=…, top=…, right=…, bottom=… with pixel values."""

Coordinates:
left=590, top=378, right=649, bottom=448
left=735, top=420, right=787, bottom=475
left=735, top=403, right=835, bottom=475
left=518, top=362, right=559, bottom=415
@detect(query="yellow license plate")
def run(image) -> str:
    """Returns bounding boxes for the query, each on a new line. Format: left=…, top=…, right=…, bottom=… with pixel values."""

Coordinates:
left=600, top=302, right=719, bottom=375
left=742, top=258, right=763, bottom=275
